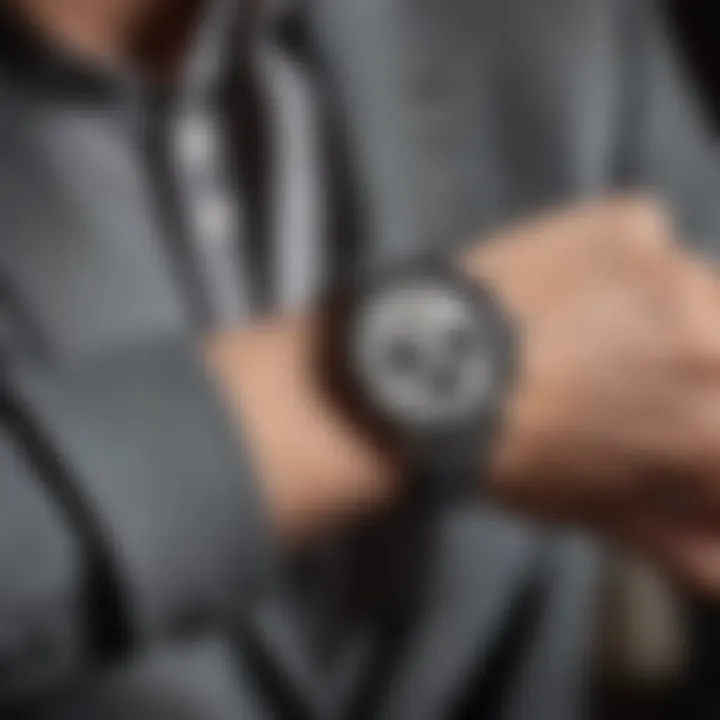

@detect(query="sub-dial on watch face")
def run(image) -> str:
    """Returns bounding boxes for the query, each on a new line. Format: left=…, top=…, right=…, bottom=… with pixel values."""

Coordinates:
left=352, top=280, right=495, bottom=433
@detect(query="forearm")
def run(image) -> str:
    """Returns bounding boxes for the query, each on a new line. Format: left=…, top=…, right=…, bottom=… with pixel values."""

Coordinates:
left=203, top=197, right=720, bottom=578
left=201, top=214, right=584, bottom=543
left=201, top=220, right=540, bottom=543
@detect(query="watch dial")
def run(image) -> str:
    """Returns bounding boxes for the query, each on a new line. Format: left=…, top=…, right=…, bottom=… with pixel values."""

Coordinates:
left=351, top=279, right=496, bottom=434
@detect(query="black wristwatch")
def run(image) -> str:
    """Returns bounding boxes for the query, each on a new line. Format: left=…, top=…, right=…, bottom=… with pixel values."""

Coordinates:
left=319, top=258, right=517, bottom=504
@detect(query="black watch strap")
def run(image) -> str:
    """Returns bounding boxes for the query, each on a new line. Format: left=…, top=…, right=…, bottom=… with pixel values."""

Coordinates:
left=319, top=256, right=516, bottom=507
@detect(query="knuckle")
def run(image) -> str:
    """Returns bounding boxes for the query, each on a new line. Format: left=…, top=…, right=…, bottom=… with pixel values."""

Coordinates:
left=688, top=565, right=720, bottom=599
left=671, top=287, right=720, bottom=366
left=606, top=196, right=674, bottom=252
left=679, top=328, right=720, bottom=365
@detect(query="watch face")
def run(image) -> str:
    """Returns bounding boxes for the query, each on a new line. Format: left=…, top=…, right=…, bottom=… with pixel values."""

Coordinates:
left=350, top=277, right=500, bottom=436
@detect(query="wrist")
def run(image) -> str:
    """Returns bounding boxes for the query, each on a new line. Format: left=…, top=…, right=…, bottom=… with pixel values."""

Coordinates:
left=204, top=316, right=401, bottom=543
left=317, top=257, right=516, bottom=507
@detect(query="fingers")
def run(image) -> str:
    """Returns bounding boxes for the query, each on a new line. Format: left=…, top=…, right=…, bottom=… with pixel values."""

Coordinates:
left=607, top=502, right=720, bottom=600
left=638, top=518, right=720, bottom=599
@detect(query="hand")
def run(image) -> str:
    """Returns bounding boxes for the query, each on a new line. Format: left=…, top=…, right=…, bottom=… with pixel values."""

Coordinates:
left=465, top=197, right=720, bottom=594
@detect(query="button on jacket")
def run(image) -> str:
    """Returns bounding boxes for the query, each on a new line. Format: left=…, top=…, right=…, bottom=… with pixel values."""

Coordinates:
left=1, top=0, right=720, bottom=718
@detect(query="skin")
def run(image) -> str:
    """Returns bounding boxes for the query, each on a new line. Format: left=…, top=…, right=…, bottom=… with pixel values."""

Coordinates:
left=469, top=200, right=720, bottom=596
left=206, top=199, right=720, bottom=590
left=209, top=198, right=720, bottom=596
left=15, top=1, right=720, bottom=595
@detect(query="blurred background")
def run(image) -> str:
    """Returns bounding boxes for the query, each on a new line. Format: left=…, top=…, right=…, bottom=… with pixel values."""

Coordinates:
left=2, top=1, right=720, bottom=718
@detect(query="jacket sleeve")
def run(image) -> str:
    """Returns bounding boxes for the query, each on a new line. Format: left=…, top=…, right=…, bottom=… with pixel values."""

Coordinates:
left=615, top=0, right=720, bottom=247
left=0, top=336, right=276, bottom=703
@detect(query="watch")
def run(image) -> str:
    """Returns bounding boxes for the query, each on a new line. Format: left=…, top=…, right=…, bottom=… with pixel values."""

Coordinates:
left=319, top=258, right=517, bottom=505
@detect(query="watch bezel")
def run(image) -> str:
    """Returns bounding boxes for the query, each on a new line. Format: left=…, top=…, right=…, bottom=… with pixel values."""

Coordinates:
left=317, top=258, right=517, bottom=455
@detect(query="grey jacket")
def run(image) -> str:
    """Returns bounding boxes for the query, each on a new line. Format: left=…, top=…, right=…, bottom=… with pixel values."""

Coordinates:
left=1, top=0, right=719, bottom=718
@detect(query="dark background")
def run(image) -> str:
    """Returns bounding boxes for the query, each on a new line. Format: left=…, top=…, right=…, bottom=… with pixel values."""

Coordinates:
left=664, top=1, right=720, bottom=133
